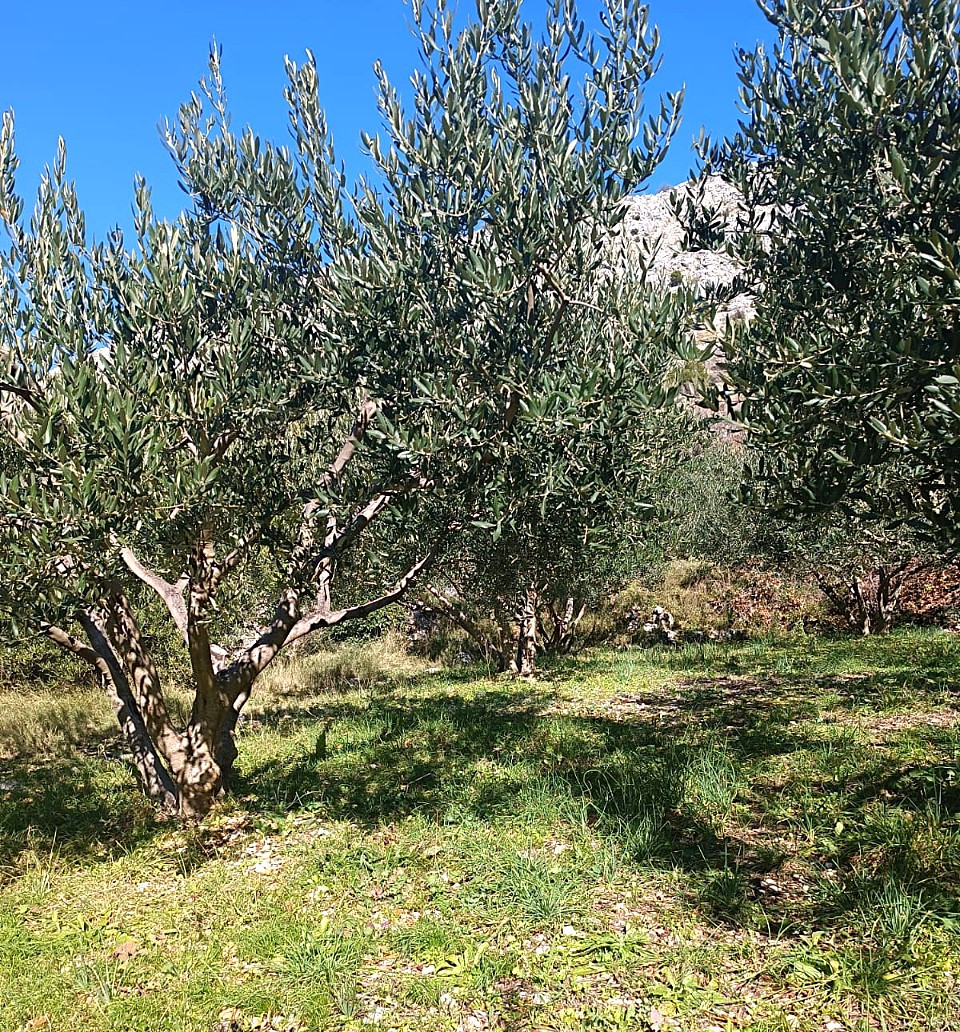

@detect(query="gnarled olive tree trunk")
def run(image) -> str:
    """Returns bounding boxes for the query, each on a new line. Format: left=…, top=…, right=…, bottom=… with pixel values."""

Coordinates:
left=422, top=583, right=586, bottom=677
left=813, top=560, right=922, bottom=636
left=44, top=591, right=258, bottom=818
left=33, top=401, right=439, bottom=819
left=539, top=596, right=586, bottom=654
left=512, top=585, right=538, bottom=678
left=42, top=537, right=433, bottom=819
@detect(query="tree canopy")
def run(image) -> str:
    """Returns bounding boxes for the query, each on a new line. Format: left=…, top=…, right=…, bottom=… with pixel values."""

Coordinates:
left=702, top=0, right=960, bottom=544
left=0, top=0, right=698, bottom=817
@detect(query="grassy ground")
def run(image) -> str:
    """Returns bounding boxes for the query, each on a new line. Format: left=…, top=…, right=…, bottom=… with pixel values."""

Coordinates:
left=1, top=630, right=959, bottom=1031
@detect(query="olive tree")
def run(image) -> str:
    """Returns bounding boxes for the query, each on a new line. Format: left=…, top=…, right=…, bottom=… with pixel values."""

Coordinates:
left=0, top=0, right=698, bottom=817
left=419, top=400, right=695, bottom=673
left=337, top=0, right=698, bottom=675
left=178, top=0, right=700, bottom=678
left=801, top=517, right=934, bottom=635
left=697, top=0, right=960, bottom=545
left=0, top=115, right=438, bottom=817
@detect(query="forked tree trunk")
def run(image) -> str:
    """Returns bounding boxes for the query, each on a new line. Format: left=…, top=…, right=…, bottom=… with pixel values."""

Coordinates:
left=37, top=407, right=440, bottom=820
left=424, top=583, right=566, bottom=677
left=542, top=596, right=586, bottom=653
left=46, top=594, right=244, bottom=820
left=45, top=543, right=435, bottom=820
left=814, top=562, right=916, bottom=636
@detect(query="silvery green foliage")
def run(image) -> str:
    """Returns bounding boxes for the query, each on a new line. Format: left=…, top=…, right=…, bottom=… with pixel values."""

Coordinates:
left=0, top=109, right=359, bottom=629
left=0, top=0, right=710, bottom=808
left=701, top=0, right=960, bottom=543
left=331, top=0, right=700, bottom=543
left=336, top=0, right=703, bottom=647
left=0, top=0, right=701, bottom=650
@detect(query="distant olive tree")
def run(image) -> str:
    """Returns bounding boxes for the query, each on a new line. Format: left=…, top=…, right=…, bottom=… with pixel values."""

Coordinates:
left=420, top=402, right=695, bottom=672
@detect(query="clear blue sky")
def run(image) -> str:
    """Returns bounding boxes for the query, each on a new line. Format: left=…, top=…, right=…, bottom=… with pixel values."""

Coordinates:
left=1, top=0, right=775, bottom=240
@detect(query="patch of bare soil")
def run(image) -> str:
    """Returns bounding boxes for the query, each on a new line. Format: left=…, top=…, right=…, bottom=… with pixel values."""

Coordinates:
left=828, top=707, right=958, bottom=742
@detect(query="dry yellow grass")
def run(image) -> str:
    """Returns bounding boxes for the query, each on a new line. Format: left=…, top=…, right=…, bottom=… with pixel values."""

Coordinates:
left=0, top=631, right=425, bottom=760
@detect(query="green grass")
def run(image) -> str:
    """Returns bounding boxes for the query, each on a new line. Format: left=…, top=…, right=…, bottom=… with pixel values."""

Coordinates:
left=1, top=629, right=959, bottom=1030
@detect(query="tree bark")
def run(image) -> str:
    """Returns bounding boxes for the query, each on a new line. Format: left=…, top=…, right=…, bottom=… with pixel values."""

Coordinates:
left=45, top=615, right=179, bottom=812
left=73, top=593, right=226, bottom=819
left=543, top=596, right=585, bottom=653
left=513, top=586, right=538, bottom=677
left=215, top=690, right=249, bottom=795
left=38, top=473, right=437, bottom=819
left=814, top=561, right=915, bottom=636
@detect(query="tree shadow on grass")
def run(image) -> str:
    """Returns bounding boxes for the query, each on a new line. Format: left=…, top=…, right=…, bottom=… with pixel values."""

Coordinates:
left=1, top=640, right=958, bottom=945
left=237, top=667, right=960, bottom=936
left=239, top=683, right=817, bottom=860
left=0, top=751, right=163, bottom=878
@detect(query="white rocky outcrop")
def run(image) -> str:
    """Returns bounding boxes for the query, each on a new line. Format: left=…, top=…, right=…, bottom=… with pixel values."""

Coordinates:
left=610, top=176, right=755, bottom=326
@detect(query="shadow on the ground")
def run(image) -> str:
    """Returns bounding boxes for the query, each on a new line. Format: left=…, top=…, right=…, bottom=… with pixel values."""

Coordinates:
left=1, top=637, right=958, bottom=938
left=0, top=749, right=163, bottom=878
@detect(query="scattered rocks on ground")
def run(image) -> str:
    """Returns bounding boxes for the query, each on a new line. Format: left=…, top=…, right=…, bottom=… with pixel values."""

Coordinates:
left=627, top=605, right=747, bottom=647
